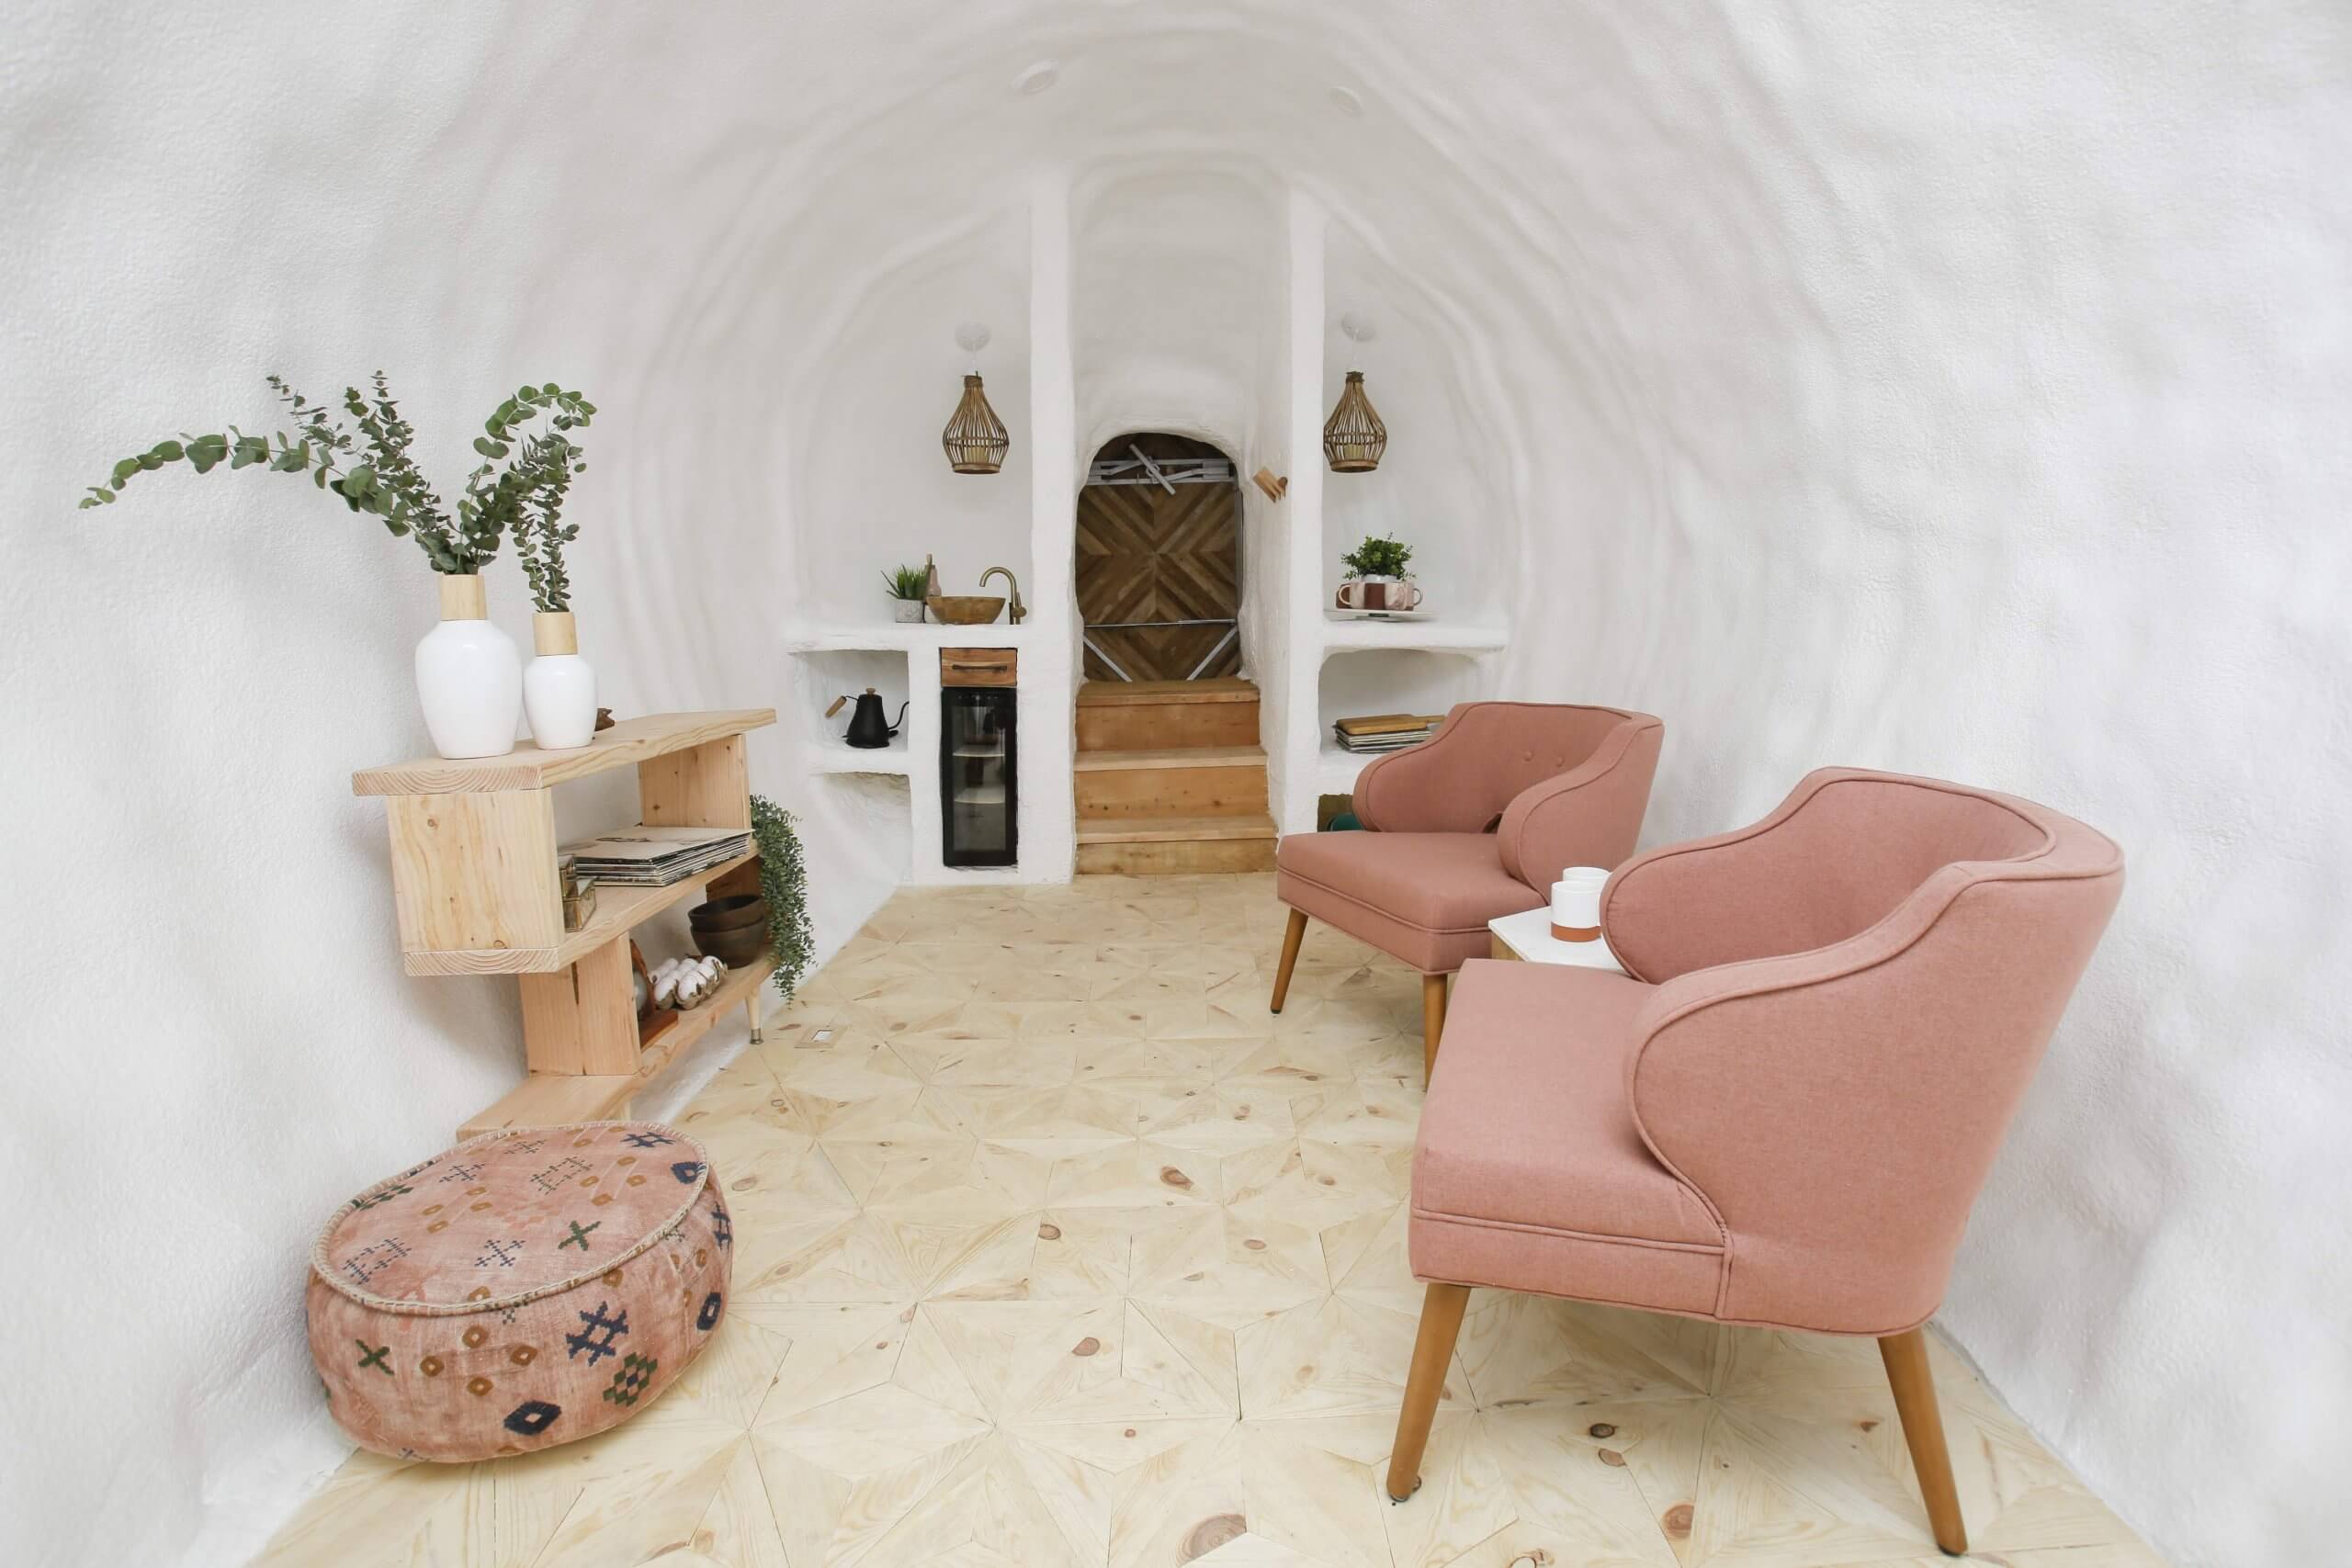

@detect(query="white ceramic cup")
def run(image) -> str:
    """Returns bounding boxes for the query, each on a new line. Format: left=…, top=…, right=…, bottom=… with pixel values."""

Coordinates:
left=1551, top=865, right=1609, bottom=941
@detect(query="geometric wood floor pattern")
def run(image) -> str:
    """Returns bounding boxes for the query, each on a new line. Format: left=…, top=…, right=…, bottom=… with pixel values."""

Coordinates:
left=260, top=874, right=2165, bottom=1568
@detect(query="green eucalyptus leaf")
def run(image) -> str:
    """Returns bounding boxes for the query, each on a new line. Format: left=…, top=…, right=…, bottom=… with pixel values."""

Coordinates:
left=112, top=457, right=141, bottom=483
left=152, top=439, right=185, bottom=461
left=474, top=436, right=508, bottom=458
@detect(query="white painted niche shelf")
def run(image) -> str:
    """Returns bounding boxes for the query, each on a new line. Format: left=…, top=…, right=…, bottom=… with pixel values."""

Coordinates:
left=785, top=617, right=1035, bottom=883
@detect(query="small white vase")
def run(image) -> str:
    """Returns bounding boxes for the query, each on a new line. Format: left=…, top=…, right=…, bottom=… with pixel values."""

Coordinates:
left=524, top=611, right=599, bottom=750
left=414, top=575, right=522, bottom=760
left=891, top=598, right=925, bottom=624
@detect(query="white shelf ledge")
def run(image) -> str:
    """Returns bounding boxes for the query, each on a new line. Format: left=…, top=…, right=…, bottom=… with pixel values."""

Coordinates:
left=808, top=735, right=913, bottom=775
left=785, top=620, right=1035, bottom=654
left=1317, top=737, right=1374, bottom=795
left=1318, top=611, right=1508, bottom=657
left=1315, top=734, right=1435, bottom=795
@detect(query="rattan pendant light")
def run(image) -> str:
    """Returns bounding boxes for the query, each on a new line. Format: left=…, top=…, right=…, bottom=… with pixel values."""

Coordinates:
left=1323, top=312, right=1386, bottom=472
left=942, top=321, right=1009, bottom=474
left=1322, top=371, right=1386, bottom=472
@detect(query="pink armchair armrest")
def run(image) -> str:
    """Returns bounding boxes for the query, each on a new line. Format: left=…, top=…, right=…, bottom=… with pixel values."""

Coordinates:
left=1354, top=701, right=1664, bottom=876
left=1615, top=773, right=2125, bottom=1332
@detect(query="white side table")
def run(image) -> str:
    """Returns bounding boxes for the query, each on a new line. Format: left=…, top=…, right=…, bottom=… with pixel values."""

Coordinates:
left=1487, top=906, right=1626, bottom=974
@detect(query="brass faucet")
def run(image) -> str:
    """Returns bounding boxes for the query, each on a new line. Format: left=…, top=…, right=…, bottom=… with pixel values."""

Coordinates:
left=979, top=566, right=1026, bottom=625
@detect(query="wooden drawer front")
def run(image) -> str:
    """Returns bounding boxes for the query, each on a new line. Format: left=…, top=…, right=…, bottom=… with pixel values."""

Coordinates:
left=942, top=648, right=1017, bottom=687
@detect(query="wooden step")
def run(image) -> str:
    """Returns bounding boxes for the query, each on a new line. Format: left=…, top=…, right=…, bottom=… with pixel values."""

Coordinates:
left=1074, top=746, right=1268, bottom=819
left=1075, top=813, right=1278, bottom=874
left=1077, top=678, right=1260, bottom=751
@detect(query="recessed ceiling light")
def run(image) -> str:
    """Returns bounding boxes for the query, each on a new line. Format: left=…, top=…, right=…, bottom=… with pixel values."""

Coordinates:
left=1015, top=61, right=1059, bottom=96
left=1328, top=85, right=1364, bottom=118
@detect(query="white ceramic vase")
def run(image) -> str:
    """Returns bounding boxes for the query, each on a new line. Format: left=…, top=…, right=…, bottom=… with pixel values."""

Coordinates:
left=414, top=574, right=523, bottom=760
left=524, top=611, right=599, bottom=750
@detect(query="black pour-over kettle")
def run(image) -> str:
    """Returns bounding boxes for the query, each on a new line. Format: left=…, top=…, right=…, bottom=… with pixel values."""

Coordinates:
left=826, top=687, right=908, bottom=749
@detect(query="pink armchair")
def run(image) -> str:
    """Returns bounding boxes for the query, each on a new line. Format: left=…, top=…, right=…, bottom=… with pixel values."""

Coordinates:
left=1386, top=768, right=2124, bottom=1555
left=1270, top=701, right=1664, bottom=1078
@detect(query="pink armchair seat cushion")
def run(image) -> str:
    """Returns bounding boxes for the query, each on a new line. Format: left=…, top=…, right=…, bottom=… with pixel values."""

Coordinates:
left=1409, top=961, right=1725, bottom=1317
left=1416, top=961, right=1718, bottom=1247
left=1277, top=830, right=1543, bottom=974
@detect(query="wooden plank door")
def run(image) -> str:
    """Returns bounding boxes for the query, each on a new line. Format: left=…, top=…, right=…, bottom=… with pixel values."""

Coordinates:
left=1076, top=434, right=1241, bottom=682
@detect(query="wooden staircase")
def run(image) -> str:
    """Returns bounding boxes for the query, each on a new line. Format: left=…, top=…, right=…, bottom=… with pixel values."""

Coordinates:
left=1074, top=679, right=1278, bottom=874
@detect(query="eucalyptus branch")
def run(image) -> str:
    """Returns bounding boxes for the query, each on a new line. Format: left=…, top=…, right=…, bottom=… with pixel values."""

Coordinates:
left=469, top=384, right=596, bottom=612
left=82, top=373, right=594, bottom=584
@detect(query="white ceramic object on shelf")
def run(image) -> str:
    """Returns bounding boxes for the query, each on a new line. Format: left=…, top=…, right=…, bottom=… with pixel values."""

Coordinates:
left=1334, top=575, right=1423, bottom=613
left=523, top=610, right=598, bottom=750
left=890, top=598, right=925, bottom=624
left=414, top=574, right=522, bottom=760
left=1550, top=865, right=1609, bottom=942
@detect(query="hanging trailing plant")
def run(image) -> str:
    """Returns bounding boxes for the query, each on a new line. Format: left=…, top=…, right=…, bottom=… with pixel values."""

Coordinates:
left=80, top=373, right=595, bottom=585
left=749, top=793, right=816, bottom=1001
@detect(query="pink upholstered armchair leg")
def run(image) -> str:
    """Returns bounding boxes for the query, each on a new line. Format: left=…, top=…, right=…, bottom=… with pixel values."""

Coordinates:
left=1420, top=974, right=1446, bottom=1082
left=1270, top=908, right=1308, bottom=1012
left=1385, top=1282, right=1470, bottom=1502
left=1881, top=1329, right=1968, bottom=1555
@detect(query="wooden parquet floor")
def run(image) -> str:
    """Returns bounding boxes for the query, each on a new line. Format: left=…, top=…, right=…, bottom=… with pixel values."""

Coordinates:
left=260, top=874, right=2165, bottom=1568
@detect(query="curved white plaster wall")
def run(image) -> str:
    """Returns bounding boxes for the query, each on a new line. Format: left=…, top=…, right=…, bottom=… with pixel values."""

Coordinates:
left=3, top=4, right=2347, bottom=1566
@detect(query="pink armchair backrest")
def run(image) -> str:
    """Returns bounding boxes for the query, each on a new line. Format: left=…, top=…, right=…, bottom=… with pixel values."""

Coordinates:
left=1352, top=702, right=1665, bottom=889
left=1604, top=770, right=2124, bottom=1334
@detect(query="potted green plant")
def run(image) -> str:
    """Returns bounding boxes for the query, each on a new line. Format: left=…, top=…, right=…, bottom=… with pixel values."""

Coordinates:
left=749, top=794, right=816, bottom=1000
left=83, top=374, right=594, bottom=759
left=882, top=564, right=930, bottom=624
left=1337, top=533, right=1423, bottom=613
left=506, top=405, right=597, bottom=749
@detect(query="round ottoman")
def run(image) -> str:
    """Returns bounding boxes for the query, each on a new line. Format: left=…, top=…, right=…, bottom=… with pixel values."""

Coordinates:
left=306, top=1120, right=731, bottom=1461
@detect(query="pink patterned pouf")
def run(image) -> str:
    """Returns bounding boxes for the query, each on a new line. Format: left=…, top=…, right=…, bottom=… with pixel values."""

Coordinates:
left=306, top=1121, right=731, bottom=1461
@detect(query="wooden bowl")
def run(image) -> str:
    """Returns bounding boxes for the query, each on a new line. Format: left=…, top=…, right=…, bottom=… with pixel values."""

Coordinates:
left=688, top=894, right=767, bottom=932
left=694, top=924, right=767, bottom=967
left=926, top=594, right=1005, bottom=626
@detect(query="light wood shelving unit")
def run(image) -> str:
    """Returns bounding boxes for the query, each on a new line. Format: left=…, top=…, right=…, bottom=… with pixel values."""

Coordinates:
left=352, top=708, right=778, bottom=1137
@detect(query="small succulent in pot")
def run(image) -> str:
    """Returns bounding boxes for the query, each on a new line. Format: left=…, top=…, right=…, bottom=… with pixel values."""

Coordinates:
left=1340, top=533, right=1413, bottom=581
left=883, top=563, right=930, bottom=623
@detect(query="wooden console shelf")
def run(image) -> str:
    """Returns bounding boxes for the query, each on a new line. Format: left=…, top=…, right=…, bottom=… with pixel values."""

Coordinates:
left=460, top=951, right=775, bottom=1139
left=353, top=709, right=775, bottom=795
left=352, top=708, right=778, bottom=1137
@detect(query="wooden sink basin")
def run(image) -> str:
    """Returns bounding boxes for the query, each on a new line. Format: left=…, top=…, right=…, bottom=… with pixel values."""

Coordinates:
left=927, top=594, right=1006, bottom=626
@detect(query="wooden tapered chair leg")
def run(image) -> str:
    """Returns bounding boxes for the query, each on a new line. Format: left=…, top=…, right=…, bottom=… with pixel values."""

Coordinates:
left=1880, top=1327, right=1968, bottom=1556
left=1420, top=973, right=1449, bottom=1084
left=1386, top=1282, right=1471, bottom=1501
left=1271, top=908, right=1308, bottom=1012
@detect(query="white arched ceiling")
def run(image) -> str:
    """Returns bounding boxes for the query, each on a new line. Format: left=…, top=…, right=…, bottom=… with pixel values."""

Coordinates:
left=4, top=4, right=2346, bottom=1566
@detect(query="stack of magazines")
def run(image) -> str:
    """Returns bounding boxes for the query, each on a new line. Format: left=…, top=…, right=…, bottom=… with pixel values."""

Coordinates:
left=1332, top=713, right=1443, bottom=753
left=560, top=826, right=752, bottom=887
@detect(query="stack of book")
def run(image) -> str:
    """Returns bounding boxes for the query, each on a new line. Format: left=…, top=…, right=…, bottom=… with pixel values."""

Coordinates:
left=560, top=826, right=752, bottom=887
left=1332, top=713, right=1444, bottom=753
